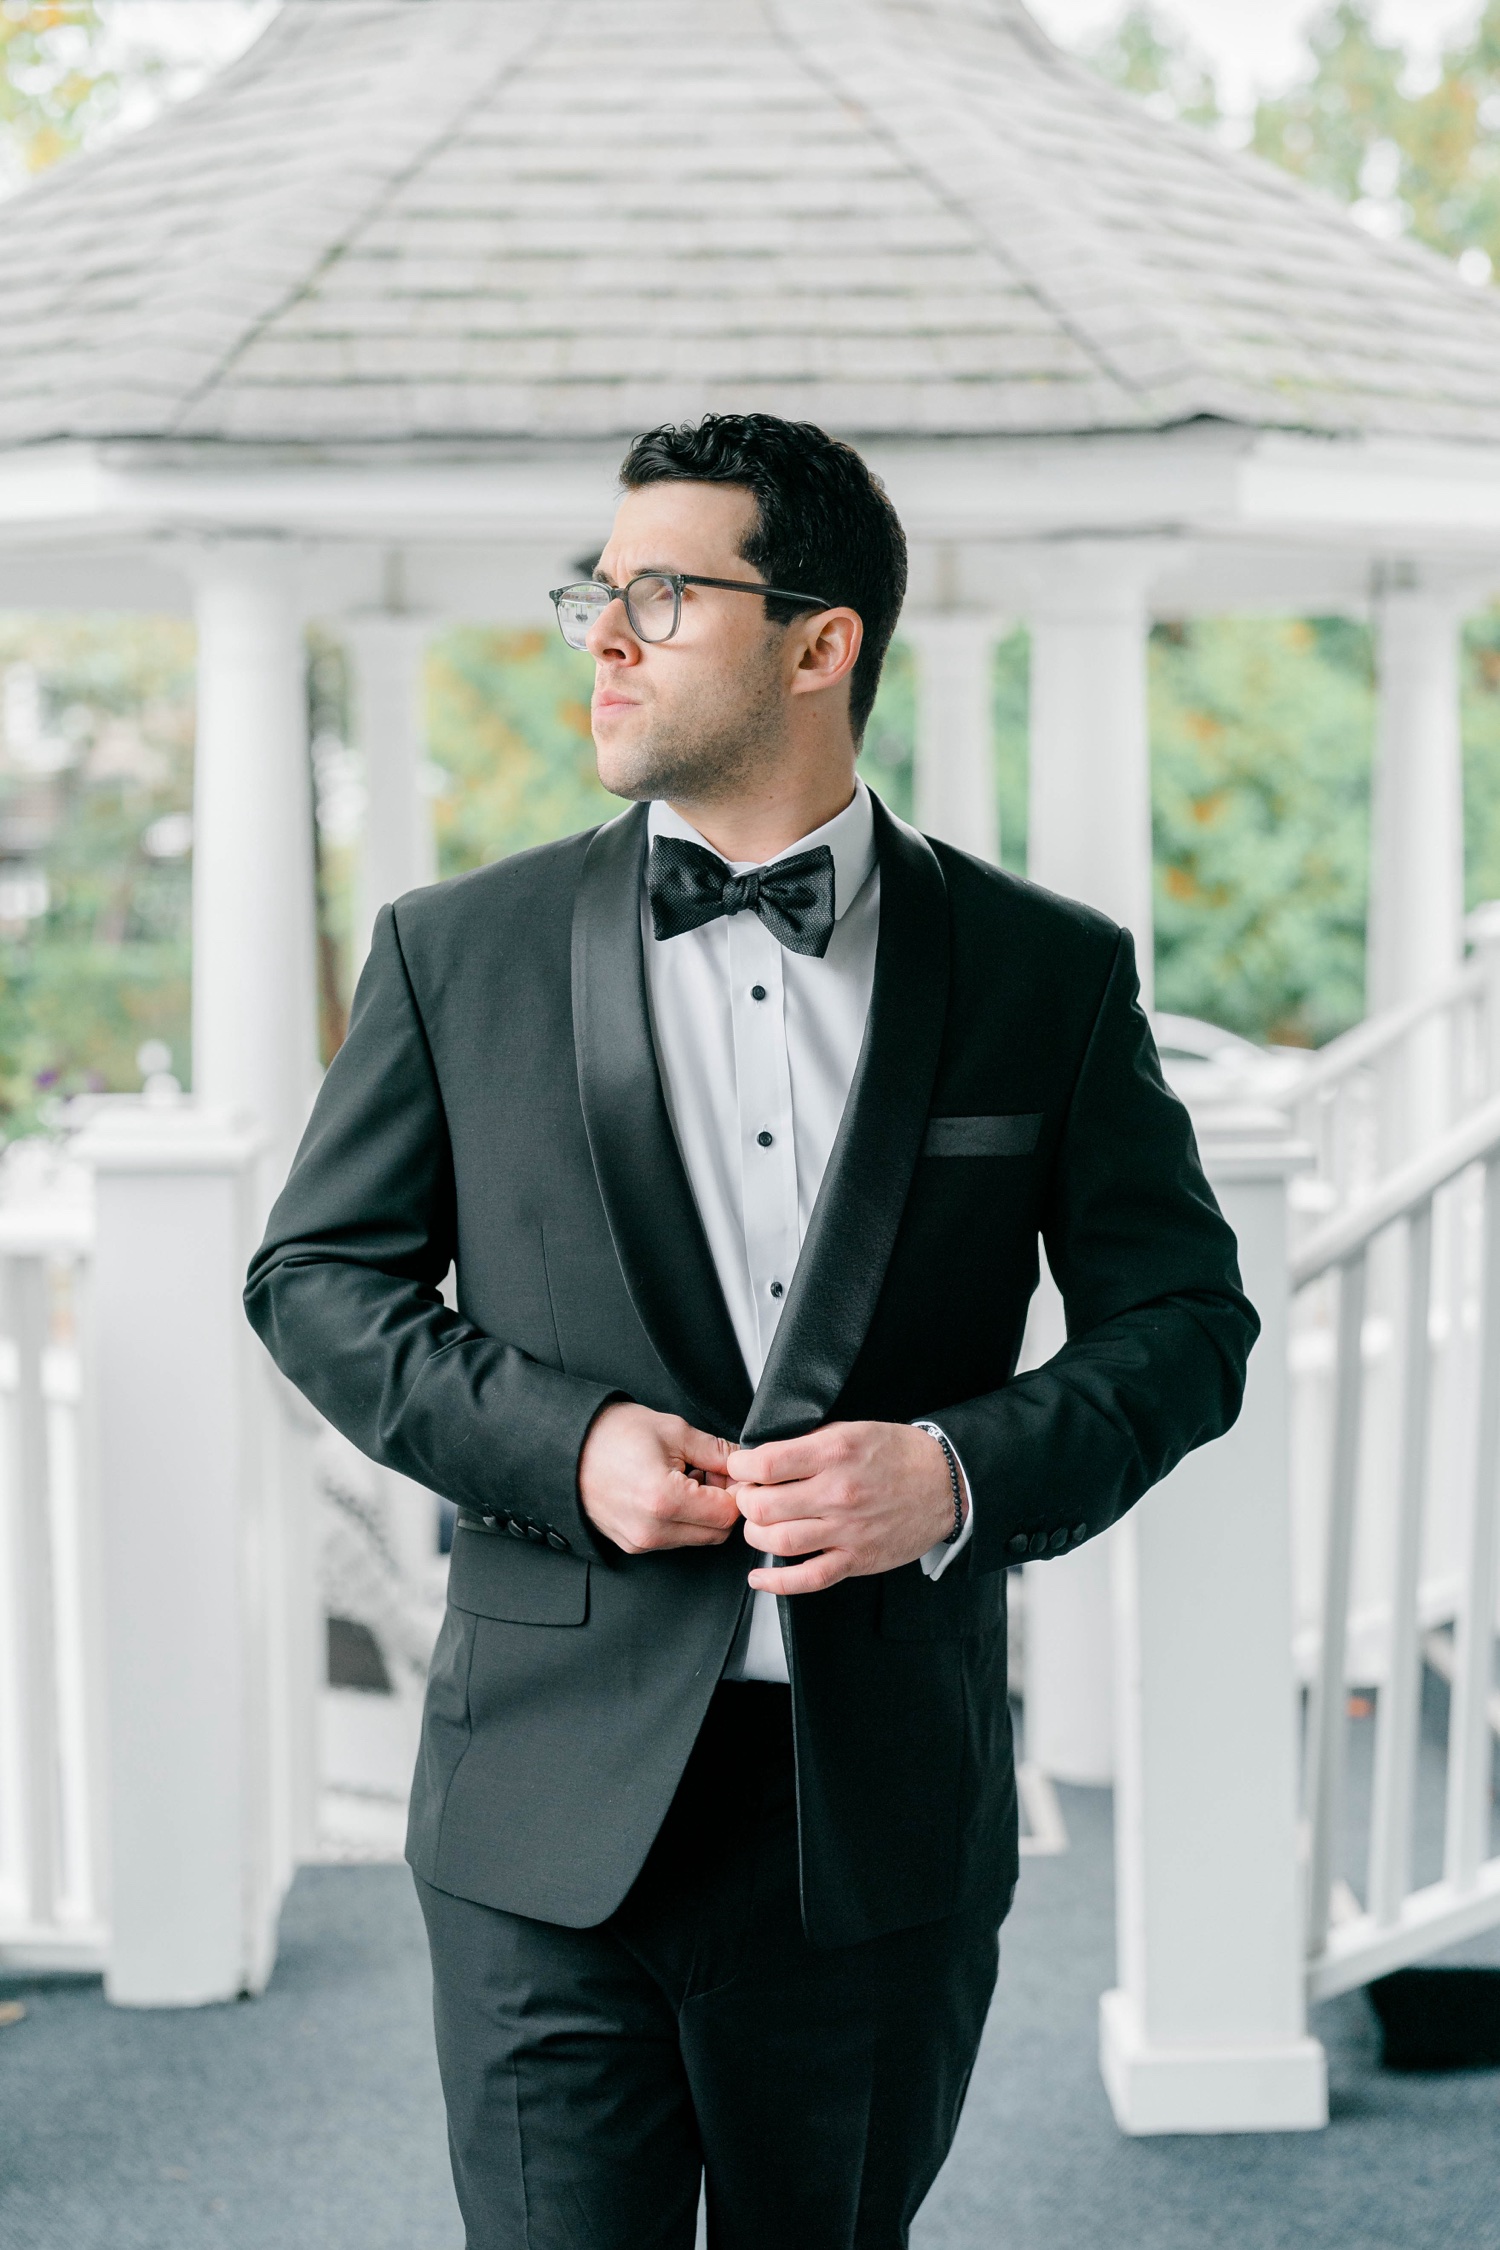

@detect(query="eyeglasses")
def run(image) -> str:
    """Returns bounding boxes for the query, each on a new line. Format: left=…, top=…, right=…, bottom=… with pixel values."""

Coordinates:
left=549, top=571, right=830, bottom=651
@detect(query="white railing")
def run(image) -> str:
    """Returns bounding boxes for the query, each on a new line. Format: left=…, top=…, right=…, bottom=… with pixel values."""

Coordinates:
left=1288, top=904, right=1500, bottom=1224
left=1281, top=917, right=1500, bottom=1687
left=0, top=1113, right=447, bottom=1978
left=0, top=1174, right=104, bottom=1971
left=1294, top=1093, right=1500, bottom=2000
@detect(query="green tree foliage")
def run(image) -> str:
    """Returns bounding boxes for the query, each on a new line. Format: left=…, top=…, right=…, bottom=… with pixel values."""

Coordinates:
left=1082, top=4, right=1220, bottom=129
left=426, top=628, right=615, bottom=876
left=857, top=638, right=916, bottom=828
left=1150, top=619, right=1374, bottom=1043
left=1254, top=2, right=1500, bottom=277
left=1462, top=608, right=1500, bottom=907
left=0, top=617, right=194, bottom=1133
left=0, top=0, right=118, bottom=179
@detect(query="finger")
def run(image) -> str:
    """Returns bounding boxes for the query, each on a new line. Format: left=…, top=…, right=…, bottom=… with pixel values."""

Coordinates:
left=620, top=1519, right=732, bottom=1554
left=661, top=1468, right=740, bottom=1528
left=748, top=1551, right=850, bottom=1595
left=728, top=1430, right=837, bottom=1486
left=743, top=1514, right=829, bottom=1558
left=732, top=1479, right=827, bottom=1529
left=676, top=1422, right=735, bottom=1477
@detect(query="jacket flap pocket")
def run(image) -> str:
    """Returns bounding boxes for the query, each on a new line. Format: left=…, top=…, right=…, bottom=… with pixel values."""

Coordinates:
left=448, top=1525, right=590, bottom=1625
left=923, top=1113, right=1042, bottom=1158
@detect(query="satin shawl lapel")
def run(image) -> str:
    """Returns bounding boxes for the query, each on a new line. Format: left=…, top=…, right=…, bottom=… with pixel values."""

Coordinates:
left=742, top=798, right=951, bottom=1444
left=572, top=804, right=753, bottom=1436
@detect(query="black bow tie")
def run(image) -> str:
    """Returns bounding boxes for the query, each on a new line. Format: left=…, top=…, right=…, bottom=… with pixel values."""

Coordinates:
left=646, top=836, right=837, bottom=958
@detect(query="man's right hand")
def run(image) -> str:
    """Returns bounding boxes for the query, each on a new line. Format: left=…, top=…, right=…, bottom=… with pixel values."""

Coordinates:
left=578, top=1401, right=739, bottom=1555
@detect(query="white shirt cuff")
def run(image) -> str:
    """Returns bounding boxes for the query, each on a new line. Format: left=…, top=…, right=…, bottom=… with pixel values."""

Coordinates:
left=914, top=1422, right=974, bottom=1581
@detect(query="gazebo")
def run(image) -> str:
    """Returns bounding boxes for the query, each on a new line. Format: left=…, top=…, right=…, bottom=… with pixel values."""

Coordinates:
left=5, top=0, right=1500, bottom=1174
left=4, top=0, right=1500, bottom=2134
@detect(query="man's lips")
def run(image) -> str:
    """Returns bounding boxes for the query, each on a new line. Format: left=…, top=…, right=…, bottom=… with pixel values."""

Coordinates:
left=592, top=691, right=638, bottom=713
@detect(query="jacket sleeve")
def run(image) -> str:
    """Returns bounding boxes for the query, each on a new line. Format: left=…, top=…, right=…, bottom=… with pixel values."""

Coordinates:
left=243, top=904, right=618, bottom=1559
left=931, top=928, right=1260, bottom=1576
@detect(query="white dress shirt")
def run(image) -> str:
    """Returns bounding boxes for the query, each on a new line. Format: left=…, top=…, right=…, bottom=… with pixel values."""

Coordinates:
left=642, top=779, right=972, bottom=1685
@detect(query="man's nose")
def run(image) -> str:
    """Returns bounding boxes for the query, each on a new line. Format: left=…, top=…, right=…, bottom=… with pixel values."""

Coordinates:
left=586, top=595, right=638, bottom=663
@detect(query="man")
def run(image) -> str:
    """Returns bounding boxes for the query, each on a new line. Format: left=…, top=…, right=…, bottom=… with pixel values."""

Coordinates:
left=246, top=413, right=1257, bottom=2248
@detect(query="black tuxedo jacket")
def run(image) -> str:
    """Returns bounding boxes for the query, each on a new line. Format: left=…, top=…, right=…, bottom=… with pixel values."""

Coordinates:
left=246, top=794, right=1256, bottom=1946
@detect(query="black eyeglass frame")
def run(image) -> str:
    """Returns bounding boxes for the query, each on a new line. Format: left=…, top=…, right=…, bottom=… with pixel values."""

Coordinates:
left=548, top=570, right=832, bottom=648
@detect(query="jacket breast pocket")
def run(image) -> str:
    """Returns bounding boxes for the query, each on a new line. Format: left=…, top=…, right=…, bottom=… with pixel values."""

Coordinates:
left=923, top=1113, right=1042, bottom=1158
left=447, top=1523, right=590, bottom=1625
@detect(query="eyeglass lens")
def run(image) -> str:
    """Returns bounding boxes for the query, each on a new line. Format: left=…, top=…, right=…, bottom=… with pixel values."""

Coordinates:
left=554, top=575, right=679, bottom=649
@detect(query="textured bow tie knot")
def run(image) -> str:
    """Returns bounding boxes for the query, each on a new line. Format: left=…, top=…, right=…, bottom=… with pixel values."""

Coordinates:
left=720, top=870, right=761, bottom=915
left=648, top=836, right=838, bottom=958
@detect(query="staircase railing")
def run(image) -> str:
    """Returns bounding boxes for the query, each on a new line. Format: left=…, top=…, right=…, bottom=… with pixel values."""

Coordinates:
left=1293, top=1092, right=1500, bottom=2000
left=1288, top=905, right=1500, bottom=1222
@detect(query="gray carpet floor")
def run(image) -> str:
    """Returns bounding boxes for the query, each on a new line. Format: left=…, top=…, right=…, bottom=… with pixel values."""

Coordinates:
left=4, top=1769, right=1499, bottom=2250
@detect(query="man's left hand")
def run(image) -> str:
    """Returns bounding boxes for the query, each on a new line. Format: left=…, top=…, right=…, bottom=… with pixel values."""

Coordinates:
left=727, top=1421, right=964, bottom=1594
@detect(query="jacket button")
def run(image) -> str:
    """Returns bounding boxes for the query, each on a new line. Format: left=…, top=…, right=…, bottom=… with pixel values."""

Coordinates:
left=1072, top=1522, right=1088, bottom=1544
left=481, top=1513, right=498, bottom=1529
left=505, top=1518, right=527, bottom=1539
left=1007, top=1534, right=1029, bottom=1558
left=1049, top=1527, right=1069, bottom=1553
left=546, top=1531, right=570, bottom=1552
left=526, top=1522, right=544, bottom=1542
left=1028, top=1531, right=1048, bottom=1558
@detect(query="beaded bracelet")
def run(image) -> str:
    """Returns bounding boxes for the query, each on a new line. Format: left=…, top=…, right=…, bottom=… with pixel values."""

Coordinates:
left=914, top=1421, right=967, bottom=1546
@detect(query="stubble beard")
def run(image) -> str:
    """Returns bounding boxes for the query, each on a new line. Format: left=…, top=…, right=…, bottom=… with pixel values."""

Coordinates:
left=595, top=648, right=788, bottom=809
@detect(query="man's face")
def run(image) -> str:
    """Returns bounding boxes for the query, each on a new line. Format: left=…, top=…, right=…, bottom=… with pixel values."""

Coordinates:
left=587, top=481, right=791, bottom=806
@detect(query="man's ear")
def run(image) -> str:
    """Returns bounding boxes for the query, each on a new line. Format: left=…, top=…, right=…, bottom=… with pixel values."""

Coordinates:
left=789, top=608, right=862, bottom=696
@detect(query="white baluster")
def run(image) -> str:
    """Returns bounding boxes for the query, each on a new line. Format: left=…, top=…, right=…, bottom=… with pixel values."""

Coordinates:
left=1367, top=1202, right=1434, bottom=1926
left=1444, top=1153, right=1500, bottom=1888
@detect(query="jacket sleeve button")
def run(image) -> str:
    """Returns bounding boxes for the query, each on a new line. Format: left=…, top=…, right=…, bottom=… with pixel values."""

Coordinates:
left=481, top=1513, right=498, bottom=1529
left=1072, top=1522, right=1088, bottom=1544
left=1049, top=1527, right=1069, bottom=1553
left=505, top=1518, right=527, bottom=1539
left=1007, top=1533, right=1029, bottom=1558
left=546, top=1530, right=570, bottom=1552
left=1028, top=1531, right=1049, bottom=1558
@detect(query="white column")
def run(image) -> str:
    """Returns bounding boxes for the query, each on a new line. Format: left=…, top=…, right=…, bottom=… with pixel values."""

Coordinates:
left=1369, top=579, right=1466, bottom=1018
left=1101, top=1104, right=1327, bottom=2135
left=346, top=611, right=437, bottom=959
left=1017, top=1256, right=1116, bottom=1786
left=75, top=1104, right=286, bottom=2007
left=190, top=544, right=320, bottom=1200
left=1026, top=545, right=1157, bottom=1004
left=1368, top=579, right=1468, bottom=1158
left=904, top=612, right=1000, bottom=862
left=1018, top=546, right=1160, bottom=1785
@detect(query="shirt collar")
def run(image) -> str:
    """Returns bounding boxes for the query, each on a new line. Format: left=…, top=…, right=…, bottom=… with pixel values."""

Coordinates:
left=646, top=778, right=875, bottom=925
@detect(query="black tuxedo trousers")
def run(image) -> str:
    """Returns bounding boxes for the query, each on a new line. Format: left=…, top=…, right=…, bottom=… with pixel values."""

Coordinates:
left=246, top=795, right=1256, bottom=1949
left=416, top=1681, right=1000, bottom=2250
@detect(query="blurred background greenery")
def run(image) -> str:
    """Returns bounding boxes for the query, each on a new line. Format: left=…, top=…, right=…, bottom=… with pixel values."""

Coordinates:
left=6, top=1, right=1500, bottom=1132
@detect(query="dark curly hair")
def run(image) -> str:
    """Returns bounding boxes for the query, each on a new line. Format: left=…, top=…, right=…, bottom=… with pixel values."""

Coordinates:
left=618, top=413, right=908, bottom=738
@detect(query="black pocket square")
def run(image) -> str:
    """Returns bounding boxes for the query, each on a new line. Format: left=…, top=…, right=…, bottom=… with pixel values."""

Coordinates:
left=923, top=1113, right=1042, bottom=1157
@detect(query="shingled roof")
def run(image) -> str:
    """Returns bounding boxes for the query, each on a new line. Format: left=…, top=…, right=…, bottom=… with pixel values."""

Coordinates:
left=3, top=0, right=1499, bottom=451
